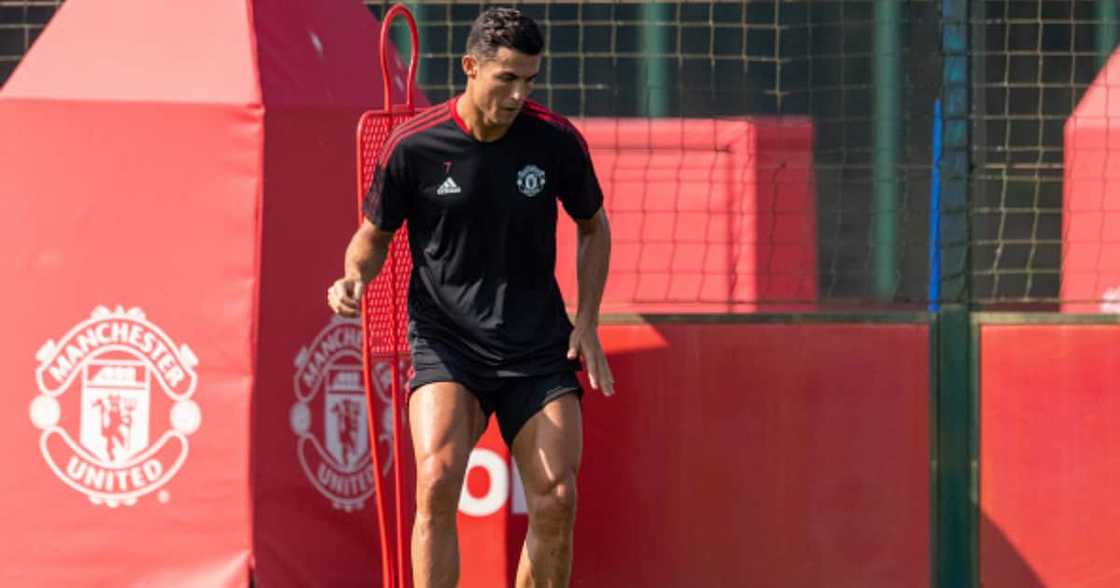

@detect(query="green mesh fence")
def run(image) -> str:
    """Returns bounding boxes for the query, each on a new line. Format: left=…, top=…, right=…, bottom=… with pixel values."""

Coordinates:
left=5, top=1, right=1120, bottom=310
left=970, top=0, right=1110, bottom=307
left=369, top=1, right=941, bottom=309
left=0, top=1, right=62, bottom=82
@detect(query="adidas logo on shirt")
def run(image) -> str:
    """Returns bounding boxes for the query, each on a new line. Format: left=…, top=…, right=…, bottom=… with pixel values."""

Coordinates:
left=436, top=177, right=462, bottom=195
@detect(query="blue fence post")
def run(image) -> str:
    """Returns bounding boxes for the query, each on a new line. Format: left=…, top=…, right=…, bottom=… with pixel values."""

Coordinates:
left=929, top=100, right=943, bottom=312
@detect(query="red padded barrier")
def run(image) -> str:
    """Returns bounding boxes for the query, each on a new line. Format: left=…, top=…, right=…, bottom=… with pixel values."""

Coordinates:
left=556, top=118, right=817, bottom=314
left=249, top=4, right=426, bottom=588
left=980, top=325, right=1120, bottom=587
left=455, top=422, right=528, bottom=587
left=456, top=322, right=931, bottom=587
left=1063, top=51, right=1120, bottom=311
left=0, top=90, right=258, bottom=588
left=0, top=0, right=422, bottom=585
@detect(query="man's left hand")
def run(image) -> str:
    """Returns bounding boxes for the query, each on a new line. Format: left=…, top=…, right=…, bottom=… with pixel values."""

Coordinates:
left=567, top=323, right=614, bottom=397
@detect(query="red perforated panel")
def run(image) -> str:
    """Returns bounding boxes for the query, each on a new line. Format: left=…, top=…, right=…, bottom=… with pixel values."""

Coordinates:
left=355, top=108, right=417, bottom=588
left=357, top=111, right=413, bottom=357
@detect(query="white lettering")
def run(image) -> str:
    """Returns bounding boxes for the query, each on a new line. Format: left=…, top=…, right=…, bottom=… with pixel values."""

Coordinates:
left=64, top=457, right=166, bottom=493
left=96, top=323, right=113, bottom=344
left=344, top=328, right=361, bottom=348
left=110, top=322, right=129, bottom=342
left=49, top=356, right=72, bottom=384
left=166, top=367, right=184, bottom=387
left=150, top=340, right=168, bottom=362
left=143, top=460, right=162, bottom=482
left=66, top=456, right=85, bottom=479
left=76, top=328, right=99, bottom=356
left=459, top=448, right=508, bottom=517
left=140, top=331, right=155, bottom=354
left=114, top=469, right=128, bottom=490
left=322, top=330, right=343, bottom=355
left=301, top=326, right=362, bottom=391
left=316, top=463, right=373, bottom=497
left=312, top=350, right=328, bottom=372
left=128, top=324, right=143, bottom=348
left=129, top=467, right=145, bottom=488
left=64, top=343, right=83, bottom=366
left=83, top=464, right=106, bottom=489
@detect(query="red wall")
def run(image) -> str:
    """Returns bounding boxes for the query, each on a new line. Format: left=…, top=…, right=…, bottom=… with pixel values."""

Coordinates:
left=456, top=322, right=931, bottom=587
left=556, top=118, right=817, bottom=314
left=980, top=324, right=1120, bottom=586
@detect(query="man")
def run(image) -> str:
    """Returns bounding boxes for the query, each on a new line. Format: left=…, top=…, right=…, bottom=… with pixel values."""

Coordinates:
left=326, top=7, right=613, bottom=587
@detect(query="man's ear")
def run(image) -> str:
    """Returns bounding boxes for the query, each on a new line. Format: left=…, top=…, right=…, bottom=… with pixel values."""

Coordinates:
left=462, top=54, right=478, bottom=79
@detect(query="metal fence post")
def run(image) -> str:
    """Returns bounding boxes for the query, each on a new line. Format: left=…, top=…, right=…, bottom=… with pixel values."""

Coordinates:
left=937, top=0, right=976, bottom=586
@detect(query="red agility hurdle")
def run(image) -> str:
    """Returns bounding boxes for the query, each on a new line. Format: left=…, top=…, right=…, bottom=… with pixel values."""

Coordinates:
left=356, top=5, right=419, bottom=588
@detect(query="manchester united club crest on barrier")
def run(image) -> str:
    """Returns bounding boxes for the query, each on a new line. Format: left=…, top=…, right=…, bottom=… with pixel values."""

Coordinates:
left=30, top=306, right=201, bottom=507
left=291, top=317, right=403, bottom=512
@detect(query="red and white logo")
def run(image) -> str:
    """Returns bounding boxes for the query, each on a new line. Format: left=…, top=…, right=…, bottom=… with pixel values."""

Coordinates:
left=30, top=306, right=200, bottom=507
left=291, top=317, right=404, bottom=511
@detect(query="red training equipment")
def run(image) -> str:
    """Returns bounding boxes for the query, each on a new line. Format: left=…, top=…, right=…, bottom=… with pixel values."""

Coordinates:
left=357, top=4, right=418, bottom=588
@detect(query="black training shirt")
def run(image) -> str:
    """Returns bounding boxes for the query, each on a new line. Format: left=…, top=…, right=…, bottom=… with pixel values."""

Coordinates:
left=364, top=97, right=604, bottom=377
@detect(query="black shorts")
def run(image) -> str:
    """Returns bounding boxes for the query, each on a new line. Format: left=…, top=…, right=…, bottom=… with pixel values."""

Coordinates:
left=408, top=339, right=583, bottom=447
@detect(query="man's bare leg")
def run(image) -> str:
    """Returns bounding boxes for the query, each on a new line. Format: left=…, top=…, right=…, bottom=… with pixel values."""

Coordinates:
left=409, top=382, right=487, bottom=588
left=512, top=393, right=583, bottom=587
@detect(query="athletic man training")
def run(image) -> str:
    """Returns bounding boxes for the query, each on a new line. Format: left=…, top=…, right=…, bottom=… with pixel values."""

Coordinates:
left=326, top=8, right=612, bottom=587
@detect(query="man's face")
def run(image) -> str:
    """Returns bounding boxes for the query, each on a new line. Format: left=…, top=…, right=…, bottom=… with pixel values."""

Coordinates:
left=463, top=47, right=541, bottom=128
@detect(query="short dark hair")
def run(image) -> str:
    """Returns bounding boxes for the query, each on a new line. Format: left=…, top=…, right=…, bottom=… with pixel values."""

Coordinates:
left=466, top=7, right=543, bottom=59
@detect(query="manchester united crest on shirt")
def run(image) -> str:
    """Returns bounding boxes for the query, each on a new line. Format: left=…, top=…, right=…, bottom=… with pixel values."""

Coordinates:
left=30, top=306, right=201, bottom=507
left=291, top=317, right=406, bottom=511
left=517, top=164, right=546, bottom=197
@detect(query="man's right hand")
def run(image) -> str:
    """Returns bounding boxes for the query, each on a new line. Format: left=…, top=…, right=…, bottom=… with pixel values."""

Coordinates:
left=327, top=277, right=365, bottom=317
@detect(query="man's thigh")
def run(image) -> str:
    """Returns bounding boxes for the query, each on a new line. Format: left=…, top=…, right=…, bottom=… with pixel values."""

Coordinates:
left=509, top=393, right=583, bottom=496
left=409, top=382, right=489, bottom=475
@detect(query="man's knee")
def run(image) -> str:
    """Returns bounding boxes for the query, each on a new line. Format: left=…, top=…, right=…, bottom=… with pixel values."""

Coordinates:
left=415, top=456, right=466, bottom=518
left=528, top=476, right=578, bottom=530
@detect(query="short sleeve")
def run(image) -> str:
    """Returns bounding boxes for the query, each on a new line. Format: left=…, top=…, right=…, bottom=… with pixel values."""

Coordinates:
left=557, top=127, right=604, bottom=220
left=363, top=142, right=410, bottom=231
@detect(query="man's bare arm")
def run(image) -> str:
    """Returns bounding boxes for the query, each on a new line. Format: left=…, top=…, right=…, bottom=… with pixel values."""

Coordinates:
left=327, top=219, right=396, bottom=317
left=567, top=207, right=614, bottom=396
